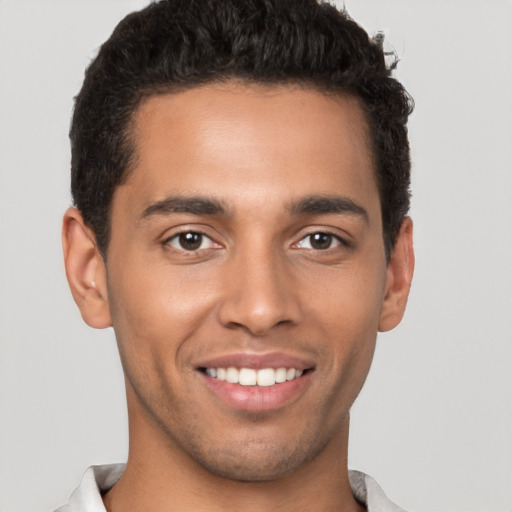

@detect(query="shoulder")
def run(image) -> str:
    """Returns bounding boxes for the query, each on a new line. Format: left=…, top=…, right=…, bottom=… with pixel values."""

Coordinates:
left=53, top=464, right=125, bottom=512
left=349, top=470, right=408, bottom=512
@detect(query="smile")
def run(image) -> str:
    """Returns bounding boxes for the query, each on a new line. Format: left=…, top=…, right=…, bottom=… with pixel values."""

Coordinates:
left=202, top=367, right=305, bottom=387
left=196, top=352, right=315, bottom=411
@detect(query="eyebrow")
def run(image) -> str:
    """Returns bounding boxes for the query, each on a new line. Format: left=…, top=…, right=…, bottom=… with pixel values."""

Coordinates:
left=289, top=195, right=369, bottom=222
left=140, top=196, right=227, bottom=220
left=139, top=194, right=368, bottom=222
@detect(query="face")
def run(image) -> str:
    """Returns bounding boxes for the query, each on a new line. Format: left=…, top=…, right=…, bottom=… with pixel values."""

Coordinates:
left=81, top=83, right=409, bottom=481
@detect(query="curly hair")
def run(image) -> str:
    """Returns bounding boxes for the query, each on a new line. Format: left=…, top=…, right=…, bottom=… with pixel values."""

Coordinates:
left=70, top=0, right=413, bottom=259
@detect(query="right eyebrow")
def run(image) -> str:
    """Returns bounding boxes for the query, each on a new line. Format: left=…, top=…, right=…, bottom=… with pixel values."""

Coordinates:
left=140, top=196, right=228, bottom=220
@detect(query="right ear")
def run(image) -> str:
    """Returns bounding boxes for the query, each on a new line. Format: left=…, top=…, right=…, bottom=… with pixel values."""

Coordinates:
left=62, top=207, right=112, bottom=329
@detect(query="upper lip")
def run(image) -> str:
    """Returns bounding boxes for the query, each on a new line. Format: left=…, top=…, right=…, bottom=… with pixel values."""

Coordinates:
left=195, top=351, right=316, bottom=371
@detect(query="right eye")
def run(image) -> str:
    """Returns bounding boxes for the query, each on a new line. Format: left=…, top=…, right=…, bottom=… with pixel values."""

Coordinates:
left=164, top=231, right=217, bottom=252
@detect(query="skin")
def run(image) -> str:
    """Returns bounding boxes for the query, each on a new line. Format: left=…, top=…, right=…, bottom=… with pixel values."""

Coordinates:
left=63, top=83, right=414, bottom=511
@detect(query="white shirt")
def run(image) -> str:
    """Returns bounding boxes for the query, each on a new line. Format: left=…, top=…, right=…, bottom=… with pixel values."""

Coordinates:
left=55, top=464, right=407, bottom=512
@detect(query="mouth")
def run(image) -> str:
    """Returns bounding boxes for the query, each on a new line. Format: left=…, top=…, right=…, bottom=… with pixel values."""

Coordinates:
left=195, top=353, right=315, bottom=412
left=198, top=366, right=311, bottom=387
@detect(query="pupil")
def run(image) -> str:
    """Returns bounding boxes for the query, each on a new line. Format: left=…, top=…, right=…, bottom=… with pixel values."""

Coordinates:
left=311, top=233, right=332, bottom=250
left=179, top=232, right=202, bottom=250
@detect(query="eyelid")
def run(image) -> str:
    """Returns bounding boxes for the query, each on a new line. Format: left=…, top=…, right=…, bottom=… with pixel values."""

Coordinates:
left=296, top=233, right=341, bottom=250
left=167, top=234, right=213, bottom=250
left=292, top=228, right=352, bottom=250
left=162, top=227, right=222, bottom=252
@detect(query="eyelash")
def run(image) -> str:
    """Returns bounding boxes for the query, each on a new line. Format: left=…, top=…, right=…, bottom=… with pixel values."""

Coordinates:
left=295, top=232, right=350, bottom=251
left=162, top=230, right=350, bottom=253
left=163, top=231, right=218, bottom=252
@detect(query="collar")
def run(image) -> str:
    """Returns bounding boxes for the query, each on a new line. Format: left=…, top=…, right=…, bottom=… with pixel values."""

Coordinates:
left=55, top=464, right=406, bottom=512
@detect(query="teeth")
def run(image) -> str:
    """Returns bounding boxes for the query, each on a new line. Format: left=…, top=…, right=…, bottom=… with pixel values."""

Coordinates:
left=239, top=368, right=257, bottom=386
left=257, top=368, right=275, bottom=387
left=226, top=367, right=239, bottom=383
left=206, top=366, right=305, bottom=386
left=275, top=367, right=287, bottom=383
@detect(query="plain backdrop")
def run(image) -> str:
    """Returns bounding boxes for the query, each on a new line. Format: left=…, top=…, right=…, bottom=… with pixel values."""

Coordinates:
left=0, top=1, right=511, bottom=511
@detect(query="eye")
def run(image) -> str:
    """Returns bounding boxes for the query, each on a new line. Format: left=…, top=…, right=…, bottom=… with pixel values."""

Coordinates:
left=296, top=232, right=342, bottom=251
left=165, top=231, right=217, bottom=251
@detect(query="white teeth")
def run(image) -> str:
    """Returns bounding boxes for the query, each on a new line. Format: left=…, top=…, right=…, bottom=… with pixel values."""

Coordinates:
left=226, top=367, right=239, bottom=383
left=275, top=367, right=287, bottom=383
left=239, top=368, right=257, bottom=386
left=205, top=366, right=306, bottom=386
left=257, top=368, right=276, bottom=387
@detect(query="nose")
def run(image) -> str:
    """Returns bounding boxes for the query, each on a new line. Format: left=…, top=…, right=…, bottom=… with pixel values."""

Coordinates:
left=217, top=246, right=302, bottom=336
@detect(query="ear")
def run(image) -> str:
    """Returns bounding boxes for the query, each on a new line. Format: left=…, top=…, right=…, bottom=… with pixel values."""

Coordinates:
left=378, top=217, right=415, bottom=332
left=62, top=207, right=112, bottom=329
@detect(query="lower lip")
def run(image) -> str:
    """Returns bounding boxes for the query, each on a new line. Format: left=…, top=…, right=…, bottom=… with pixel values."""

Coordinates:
left=199, top=372, right=312, bottom=412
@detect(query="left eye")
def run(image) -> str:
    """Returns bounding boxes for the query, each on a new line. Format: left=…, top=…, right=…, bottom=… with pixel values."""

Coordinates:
left=166, top=232, right=216, bottom=251
left=297, top=232, right=341, bottom=250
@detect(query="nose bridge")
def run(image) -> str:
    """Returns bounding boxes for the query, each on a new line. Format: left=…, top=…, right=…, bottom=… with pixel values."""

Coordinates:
left=218, top=235, right=300, bottom=335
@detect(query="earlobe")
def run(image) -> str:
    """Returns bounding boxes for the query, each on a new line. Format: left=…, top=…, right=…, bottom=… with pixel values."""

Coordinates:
left=62, top=207, right=112, bottom=329
left=378, top=217, right=415, bottom=332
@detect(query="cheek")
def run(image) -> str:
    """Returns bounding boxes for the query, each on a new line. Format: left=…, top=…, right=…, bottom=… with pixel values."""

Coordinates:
left=106, top=258, right=220, bottom=363
left=313, top=259, right=386, bottom=333
left=310, top=258, right=386, bottom=384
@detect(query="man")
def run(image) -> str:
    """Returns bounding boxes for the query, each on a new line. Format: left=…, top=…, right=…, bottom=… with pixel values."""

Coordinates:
left=58, top=0, right=414, bottom=510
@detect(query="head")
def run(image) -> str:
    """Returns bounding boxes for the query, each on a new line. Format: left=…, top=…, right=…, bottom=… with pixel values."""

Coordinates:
left=63, top=0, right=415, bottom=487
left=70, top=0, right=413, bottom=261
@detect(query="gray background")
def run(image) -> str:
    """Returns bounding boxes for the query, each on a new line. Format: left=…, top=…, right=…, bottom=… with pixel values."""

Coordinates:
left=0, top=1, right=511, bottom=510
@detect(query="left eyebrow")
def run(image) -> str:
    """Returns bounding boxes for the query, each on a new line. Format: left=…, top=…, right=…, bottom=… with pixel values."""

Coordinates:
left=289, top=195, right=369, bottom=223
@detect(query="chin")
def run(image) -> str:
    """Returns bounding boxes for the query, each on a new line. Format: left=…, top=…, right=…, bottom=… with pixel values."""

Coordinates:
left=183, top=427, right=329, bottom=483
left=196, top=451, right=304, bottom=482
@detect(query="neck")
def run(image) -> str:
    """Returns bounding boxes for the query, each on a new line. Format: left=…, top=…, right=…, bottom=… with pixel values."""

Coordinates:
left=103, top=387, right=365, bottom=512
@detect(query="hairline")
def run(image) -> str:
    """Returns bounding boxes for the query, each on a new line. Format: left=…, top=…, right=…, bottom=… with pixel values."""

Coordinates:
left=99, top=78, right=386, bottom=261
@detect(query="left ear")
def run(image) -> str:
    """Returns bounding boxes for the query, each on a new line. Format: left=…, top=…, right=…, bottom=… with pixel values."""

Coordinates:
left=378, top=217, right=415, bottom=332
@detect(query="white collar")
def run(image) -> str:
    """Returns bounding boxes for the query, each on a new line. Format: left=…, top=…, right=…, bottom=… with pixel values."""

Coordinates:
left=55, top=464, right=406, bottom=512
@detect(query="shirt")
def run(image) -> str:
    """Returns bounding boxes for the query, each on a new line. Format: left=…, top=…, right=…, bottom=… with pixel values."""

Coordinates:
left=55, top=464, right=407, bottom=512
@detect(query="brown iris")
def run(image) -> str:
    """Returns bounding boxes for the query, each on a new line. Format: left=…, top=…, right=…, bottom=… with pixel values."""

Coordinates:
left=178, top=232, right=203, bottom=251
left=309, top=233, right=333, bottom=250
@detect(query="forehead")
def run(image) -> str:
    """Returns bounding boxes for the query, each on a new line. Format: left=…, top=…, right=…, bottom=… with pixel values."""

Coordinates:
left=121, top=83, right=379, bottom=219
